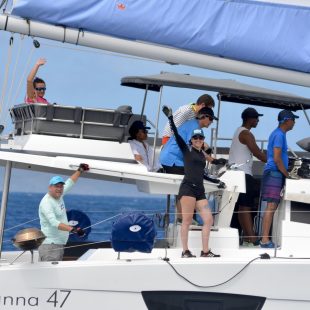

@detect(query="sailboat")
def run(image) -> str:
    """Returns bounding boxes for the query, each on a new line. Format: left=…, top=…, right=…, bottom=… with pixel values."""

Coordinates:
left=0, top=1, right=310, bottom=309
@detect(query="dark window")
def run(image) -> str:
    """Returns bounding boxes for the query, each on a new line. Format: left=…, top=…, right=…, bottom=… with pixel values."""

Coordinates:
left=142, top=291, right=265, bottom=310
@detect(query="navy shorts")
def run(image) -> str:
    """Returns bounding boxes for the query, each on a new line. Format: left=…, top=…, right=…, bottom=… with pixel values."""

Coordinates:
left=178, top=181, right=206, bottom=201
left=162, top=165, right=184, bottom=175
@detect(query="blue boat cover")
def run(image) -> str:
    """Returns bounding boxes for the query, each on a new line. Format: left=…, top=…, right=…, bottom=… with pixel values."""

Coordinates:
left=11, top=0, right=310, bottom=73
left=67, top=209, right=91, bottom=242
left=111, top=212, right=156, bottom=253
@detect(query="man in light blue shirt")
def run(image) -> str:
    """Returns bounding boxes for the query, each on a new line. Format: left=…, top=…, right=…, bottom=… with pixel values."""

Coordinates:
left=38, top=163, right=89, bottom=261
left=160, top=107, right=218, bottom=170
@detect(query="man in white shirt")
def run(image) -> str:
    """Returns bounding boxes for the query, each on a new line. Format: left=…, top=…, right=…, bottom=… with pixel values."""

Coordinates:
left=229, top=108, right=266, bottom=246
left=128, top=121, right=162, bottom=172
left=162, top=94, right=215, bottom=145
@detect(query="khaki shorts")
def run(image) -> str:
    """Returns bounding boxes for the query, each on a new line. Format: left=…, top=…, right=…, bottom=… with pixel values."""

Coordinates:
left=38, top=244, right=64, bottom=262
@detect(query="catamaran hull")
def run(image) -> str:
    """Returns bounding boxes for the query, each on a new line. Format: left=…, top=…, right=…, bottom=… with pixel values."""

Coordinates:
left=0, top=250, right=309, bottom=310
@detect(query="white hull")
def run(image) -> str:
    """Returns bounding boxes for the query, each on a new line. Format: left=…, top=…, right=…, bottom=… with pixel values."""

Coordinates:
left=1, top=241, right=310, bottom=310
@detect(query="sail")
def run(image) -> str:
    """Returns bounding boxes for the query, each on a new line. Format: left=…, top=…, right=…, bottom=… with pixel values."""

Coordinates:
left=11, top=0, right=310, bottom=74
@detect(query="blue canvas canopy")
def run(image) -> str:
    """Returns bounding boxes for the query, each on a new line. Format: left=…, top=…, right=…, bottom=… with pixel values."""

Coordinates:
left=11, top=0, right=310, bottom=74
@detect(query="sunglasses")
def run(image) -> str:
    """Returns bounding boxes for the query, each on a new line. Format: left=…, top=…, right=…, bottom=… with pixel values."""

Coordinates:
left=35, top=87, right=46, bottom=91
left=199, top=115, right=214, bottom=121
left=192, top=135, right=205, bottom=140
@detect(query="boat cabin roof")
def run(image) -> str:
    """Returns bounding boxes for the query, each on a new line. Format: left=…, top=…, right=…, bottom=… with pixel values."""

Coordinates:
left=121, top=72, right=310, bottom=111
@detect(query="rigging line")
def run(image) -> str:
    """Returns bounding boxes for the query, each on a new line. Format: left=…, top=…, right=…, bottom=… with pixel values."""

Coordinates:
left=2, top=35, right=24, bottom=126
left=2, top=0, right=8, bottom=13
left=0, top=34, right=13, bottom=120
left=40, top=41, right=165, bottom=64
left=11, top=44, right=35, bottom=106
left=163, top=256, right=261, bottom=288
left=75, top=213, right=121, bottom=230
left=4, top=217, right=39, bottom=232
left=62, top=240, right=112, bottom=251
left=0, top=0, right=7, bottom=10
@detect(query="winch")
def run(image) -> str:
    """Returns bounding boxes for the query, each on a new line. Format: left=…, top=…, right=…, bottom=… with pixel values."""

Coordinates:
left=288, top=157, right=310, bottom=179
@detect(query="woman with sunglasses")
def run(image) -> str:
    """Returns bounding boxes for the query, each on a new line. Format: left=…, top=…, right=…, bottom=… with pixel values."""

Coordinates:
left=26, top=58, right=49, bottom=104
left=163, top=105, right=220, bottom=258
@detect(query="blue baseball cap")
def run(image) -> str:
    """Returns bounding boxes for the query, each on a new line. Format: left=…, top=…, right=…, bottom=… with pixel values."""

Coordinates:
left=49, top=176, right=65, bottom=185
left=191, top=128, right=205, bottom=138
left=278, top=110, right=299, bottom=122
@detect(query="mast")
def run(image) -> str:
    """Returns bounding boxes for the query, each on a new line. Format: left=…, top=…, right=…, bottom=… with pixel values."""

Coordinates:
left=1, top=15, right=310, bottom=87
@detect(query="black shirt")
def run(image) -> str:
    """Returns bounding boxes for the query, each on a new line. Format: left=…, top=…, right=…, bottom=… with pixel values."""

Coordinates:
left=169, top=117, right=206, bottom=188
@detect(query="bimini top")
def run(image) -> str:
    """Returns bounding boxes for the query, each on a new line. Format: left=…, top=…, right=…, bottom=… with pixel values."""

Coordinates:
left=121, top=72, right=310, bottom=111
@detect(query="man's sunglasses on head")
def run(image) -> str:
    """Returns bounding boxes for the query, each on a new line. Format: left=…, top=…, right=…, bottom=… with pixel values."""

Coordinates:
left=35, top=87, right=46, bottom=91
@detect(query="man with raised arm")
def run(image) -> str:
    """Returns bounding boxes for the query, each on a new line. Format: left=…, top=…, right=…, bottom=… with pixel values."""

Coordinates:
left=229, top=108, right=267, bottom=246
left=26, top=58, right=49, bottom=104
left=38, top=163, right=89, bottom=261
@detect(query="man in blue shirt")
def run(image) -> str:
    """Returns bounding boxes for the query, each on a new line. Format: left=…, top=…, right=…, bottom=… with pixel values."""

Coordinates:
left=160, top=107, right=218, bottom=171
left=38, top=163, right=89, bottom=261
left=260, top=110, right=299, bottom=248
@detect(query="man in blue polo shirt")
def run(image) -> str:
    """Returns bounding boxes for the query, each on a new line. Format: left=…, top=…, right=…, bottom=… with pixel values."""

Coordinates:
left=260, top=110, right=299, bottom=248
left=160, top=107, right=219, bottom=172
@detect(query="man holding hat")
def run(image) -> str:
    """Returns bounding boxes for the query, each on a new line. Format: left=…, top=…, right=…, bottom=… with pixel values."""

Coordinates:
left=260, top=110, right=299, bottom=248
left=161, top=94, right=215, bottom=145
left=229, top=107, right=266, bottom=246
left=128, top=120, right=162, bottom=172
left=38, top=163, right=89, bottom=261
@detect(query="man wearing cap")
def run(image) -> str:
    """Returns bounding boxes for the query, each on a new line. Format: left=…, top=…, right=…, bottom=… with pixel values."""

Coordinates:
left=229, top=107, right=267, bottom=246
left=161, top=94, right=215, bottom=145
left=260, top=110, right=299, bottom=248
left=160, top=107, right=223, bottom=173
left=128, top=120, right=162, bottom=172
left=38, top=163, right=89, bottom=261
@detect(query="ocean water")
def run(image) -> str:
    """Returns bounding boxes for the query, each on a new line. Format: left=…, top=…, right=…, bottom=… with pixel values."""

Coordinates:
left=1, top=192, right=168, bottom=251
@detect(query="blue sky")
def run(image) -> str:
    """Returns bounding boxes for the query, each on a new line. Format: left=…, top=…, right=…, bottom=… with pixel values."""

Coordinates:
left=0, top=31, right=309, bottom=195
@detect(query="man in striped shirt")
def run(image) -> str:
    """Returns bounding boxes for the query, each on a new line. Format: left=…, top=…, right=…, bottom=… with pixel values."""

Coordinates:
left=161, top=94, right=215, bottom=145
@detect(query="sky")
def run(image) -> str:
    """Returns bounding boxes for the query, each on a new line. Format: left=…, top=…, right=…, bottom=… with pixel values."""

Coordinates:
left=0, top=26, right=309, bottom=195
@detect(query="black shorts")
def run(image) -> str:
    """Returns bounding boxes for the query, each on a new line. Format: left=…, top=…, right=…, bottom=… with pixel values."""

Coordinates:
left=162, top=165, right=184, bottom=175
left=236, top=174, right=258, bottom=208
left=178, top=181, right=206, bottom=201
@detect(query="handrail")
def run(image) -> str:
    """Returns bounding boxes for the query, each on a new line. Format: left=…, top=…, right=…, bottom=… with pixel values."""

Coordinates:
left=210, top=128, right=267, bottom=152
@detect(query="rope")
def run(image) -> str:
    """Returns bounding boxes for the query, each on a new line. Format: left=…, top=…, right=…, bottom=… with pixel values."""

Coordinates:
left=75, top=29, right=84, bottom=45
left=2, top=35, right=24, bottom=126
left=0, top=34, right=14, bottom=118
left=4, top=217, right=39, bottom=232
left=163, top=256, right=261, bottom=288
left=11, top=43, right=35, bottom=105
